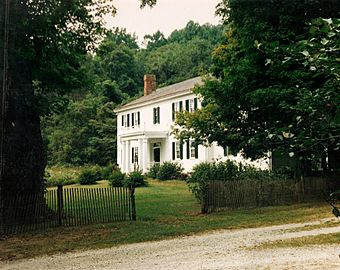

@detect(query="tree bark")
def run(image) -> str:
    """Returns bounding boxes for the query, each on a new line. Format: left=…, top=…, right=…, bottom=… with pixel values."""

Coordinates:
left=0, top=0, right=46, bottom=230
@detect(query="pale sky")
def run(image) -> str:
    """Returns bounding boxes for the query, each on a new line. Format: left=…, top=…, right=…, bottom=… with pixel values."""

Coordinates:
left=106, top=0, right=221, bottom=43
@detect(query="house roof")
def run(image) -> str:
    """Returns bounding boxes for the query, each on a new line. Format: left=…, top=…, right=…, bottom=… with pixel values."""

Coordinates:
left=114, top=76, right=203, bottom=113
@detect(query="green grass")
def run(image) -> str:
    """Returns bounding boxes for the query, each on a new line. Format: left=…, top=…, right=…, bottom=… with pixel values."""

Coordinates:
left=0, top=179, right=334, bottom=260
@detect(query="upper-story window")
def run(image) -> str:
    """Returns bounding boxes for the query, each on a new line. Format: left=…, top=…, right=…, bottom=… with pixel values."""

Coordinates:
left=172, top=101, right=183, bottom=121
left=185, top=98, right=198, bottom=112
left=122, top=114, right=129, bottom=127
left=122, top=112, right=140, bottom=129
left=153, top=107, right=160, bottom=124
left=131, top=112, right=140, bottom=128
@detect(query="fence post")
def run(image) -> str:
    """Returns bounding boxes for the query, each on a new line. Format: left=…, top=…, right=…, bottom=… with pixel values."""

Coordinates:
left=129, top=186, right=136, bottom=221
left=201, top=183, right=209, bottom=214
left=57, top=185, right=64, bottom=226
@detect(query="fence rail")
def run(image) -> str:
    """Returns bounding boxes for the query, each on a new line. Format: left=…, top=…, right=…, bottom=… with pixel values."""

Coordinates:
left=0, top=185, right=135, bottom=235
left=203, top=177, right=331, bottom=213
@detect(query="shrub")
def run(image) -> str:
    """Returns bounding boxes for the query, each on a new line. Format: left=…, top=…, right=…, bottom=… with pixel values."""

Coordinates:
left=187, top=162, right=214, bottom=202
left=157, top=162, right=183, bottom=180
left=124, top=170, right=146, bottom=187
left=108, top=170, right=125, bottom=187
left=44, top=166, right=80, bottom=187
left=147, top=163, right=161, bottom=179
left=101, top=164, right=119, bottom=179
left=78, top=167, right=102, bottom=185
left=188, top=161, right=288, bottom=208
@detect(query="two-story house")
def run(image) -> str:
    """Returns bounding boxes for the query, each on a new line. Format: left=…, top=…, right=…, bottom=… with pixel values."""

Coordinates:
left=115, top=75, right=270, bottom=173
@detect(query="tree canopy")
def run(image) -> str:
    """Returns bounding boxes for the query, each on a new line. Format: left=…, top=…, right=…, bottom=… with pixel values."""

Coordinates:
left=174, top=0, right=340, bottom=173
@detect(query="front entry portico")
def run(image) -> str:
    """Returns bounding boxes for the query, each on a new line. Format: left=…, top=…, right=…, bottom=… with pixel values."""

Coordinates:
left=119, top=131, right=168, bottom=174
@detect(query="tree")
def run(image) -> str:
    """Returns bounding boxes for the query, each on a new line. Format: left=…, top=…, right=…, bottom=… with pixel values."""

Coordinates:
left=43, top=95, right=117, bottom=166
left=0, top=0, right=157, bottom=229
left=173, top=0, right=340, bottom=175
left=141, top=22, right=225, bottom=86
left=143, top=30, right=167, bottom=50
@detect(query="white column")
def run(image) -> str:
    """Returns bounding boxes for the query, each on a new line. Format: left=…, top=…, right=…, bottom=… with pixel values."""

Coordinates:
left=125, top=140, right=130, bottom=173
left=121, top=141, right=126, bottom=172
left=138, top=138, right=143, bottom=172
left=143, top=139, right=148, bottom=172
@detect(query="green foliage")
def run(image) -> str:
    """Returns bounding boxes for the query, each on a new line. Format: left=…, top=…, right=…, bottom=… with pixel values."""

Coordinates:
left=147, top=163, right=161, bottom=179
left=78, top=167, right=102, bottom=185
left=174, top=0, right=340, bottom=173
left=140, top=21, right=225, bottom=86
left=157, top=162, right=184, bottom=181
left=108, top=170, right=125, bottom=187
left=124, top=171, right=146, bottom=187
left=45, top=166, right=82, bottom=187
left=42, top=94, right=117, bottom=166
left=187, top=161, right=287, bottom=202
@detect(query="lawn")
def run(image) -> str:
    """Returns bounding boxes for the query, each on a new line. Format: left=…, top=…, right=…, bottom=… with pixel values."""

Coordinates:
left=0, top=179, right=334, bottom=260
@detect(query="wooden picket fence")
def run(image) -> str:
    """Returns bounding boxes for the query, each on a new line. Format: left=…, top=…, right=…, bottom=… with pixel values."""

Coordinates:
left=202, top=177, right=330, bottom=213
left=0, top=185, right=135, bottom=235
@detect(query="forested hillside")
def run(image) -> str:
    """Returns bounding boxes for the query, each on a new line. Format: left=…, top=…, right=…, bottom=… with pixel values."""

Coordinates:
left=43, top=21, right=225, bottom=166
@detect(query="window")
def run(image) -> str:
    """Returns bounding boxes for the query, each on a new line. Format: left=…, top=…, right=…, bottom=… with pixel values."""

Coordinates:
left=153, top=107, right=160, bottom=124
left=131, top=112, right=140, bottom=127
left=172, top=101, right=183, bottom=121
left=185, top=98, right=198, bottom=112
left=186, top=140, right=198, bottom=159
left=122, top=114, right=129, bottom=127
left=132, top=147, right=138, bottom=164
left=172, top=141, right=183, bottom=160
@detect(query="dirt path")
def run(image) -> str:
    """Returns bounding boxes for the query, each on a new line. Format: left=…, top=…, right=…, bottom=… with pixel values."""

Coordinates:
left=1, top=219, right=340, bottom=270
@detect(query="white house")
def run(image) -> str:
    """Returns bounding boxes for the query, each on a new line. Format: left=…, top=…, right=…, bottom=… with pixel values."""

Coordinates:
left=115, top=75, right=270, bottom=173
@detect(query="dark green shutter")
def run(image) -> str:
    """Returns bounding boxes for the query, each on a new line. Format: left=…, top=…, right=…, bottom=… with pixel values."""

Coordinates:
left=138, top=112, right=140, bottom=125
left=224, top=146, right=228, bottom=156
left=186, top=141, right=190, bottom=159
left=172, top=142, right=175, bottom=160
left=121, top=115, right=124, bottom=126
left=153, top=108, right=156, bottom=124
left=131, top=147, right=134, bottom=163
left=157, top=107, right=160, bottom=123
left=185, top=100, right=189, bottom=111
left=172, top=103, right=175, bottom=121
left=132, top=113, right=135, bottom=127
left=179, top=101, right=183, bottom=112
left=180, top=142, right=183, bottom=160
left=195, top=145, right=199, bottom=159
left=127, top=114, right=130, bottom=127
left=194, top=98, right=198, bottom=111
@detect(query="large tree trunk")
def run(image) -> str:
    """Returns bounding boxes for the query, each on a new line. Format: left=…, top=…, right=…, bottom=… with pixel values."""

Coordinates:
left=0, top=0, right=46, bottom=231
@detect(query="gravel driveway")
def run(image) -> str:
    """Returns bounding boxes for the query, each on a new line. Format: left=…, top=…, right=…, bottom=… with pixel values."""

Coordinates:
left=1, top=219, right=340, bottom=270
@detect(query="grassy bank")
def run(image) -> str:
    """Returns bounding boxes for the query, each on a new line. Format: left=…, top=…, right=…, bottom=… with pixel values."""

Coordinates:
left=0, top=180, right=334, bottom=260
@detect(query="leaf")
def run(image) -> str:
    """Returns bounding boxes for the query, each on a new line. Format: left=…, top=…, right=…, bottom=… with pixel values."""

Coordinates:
left=321, top=38, right=329, bottom=45
left=282, top=131, right=294, bottom=139
left=289, top=152, right=295, bottom=157
left=301, top=50, right=310, bottom=57
left=264, top=58, right=272, bottom=66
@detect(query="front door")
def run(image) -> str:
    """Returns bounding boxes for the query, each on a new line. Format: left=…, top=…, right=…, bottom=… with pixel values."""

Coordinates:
left=153, top=143, right=161, bottom=163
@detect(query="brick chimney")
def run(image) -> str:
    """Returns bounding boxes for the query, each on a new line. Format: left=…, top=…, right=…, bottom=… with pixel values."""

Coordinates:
left=144, top=74, right=156, bottom=96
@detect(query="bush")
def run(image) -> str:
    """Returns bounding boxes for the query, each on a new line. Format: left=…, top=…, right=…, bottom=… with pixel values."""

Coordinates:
left=44, top=166, right=80, bottom=187
left=147, top=163, right=161, bottom=179
left=187, top=162, right=214, bottom=202
left=78, top=167, right=102, bottom=185
left=101, top=163, right=119, bottom=180
left=124, top=171, right=146, bottom=187
left=108, top=169, right=125, bottom=187
left=187, top=161, right=282, bottom=203
left=157, top=162, right=183, bottom=180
